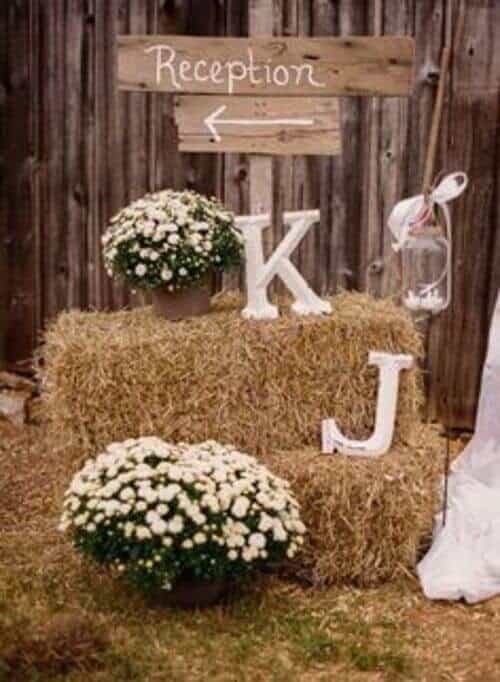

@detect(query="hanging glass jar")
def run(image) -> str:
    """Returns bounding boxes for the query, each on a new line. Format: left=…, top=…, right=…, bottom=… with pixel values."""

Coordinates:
left=388, top=172, right=468, bottom=316
left=401, top=208, right=450, bottom=313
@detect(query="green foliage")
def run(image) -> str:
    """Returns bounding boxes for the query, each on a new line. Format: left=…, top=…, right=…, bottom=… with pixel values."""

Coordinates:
left=60, top=438, right=305, bottom=593
left=102, top=189, right=244, bottom=291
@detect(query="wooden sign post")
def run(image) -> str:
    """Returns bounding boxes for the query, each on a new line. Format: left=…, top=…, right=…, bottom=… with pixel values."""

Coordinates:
left=116, top=24, right=415, bottom=313
left=117, top=34, right=415, bottom=156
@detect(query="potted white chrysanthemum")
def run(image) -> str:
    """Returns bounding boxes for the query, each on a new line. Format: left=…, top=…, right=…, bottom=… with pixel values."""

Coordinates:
left=59, top=437, right=306, bottom=608
left=102, top=190, right=244, bottom=320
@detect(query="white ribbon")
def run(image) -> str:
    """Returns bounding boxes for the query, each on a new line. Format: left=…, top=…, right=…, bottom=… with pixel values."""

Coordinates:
left=388, top=172, right=468, bottom=252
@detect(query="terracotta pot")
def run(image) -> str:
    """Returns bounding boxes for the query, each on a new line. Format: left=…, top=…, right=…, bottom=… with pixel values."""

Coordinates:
left=151, top=285, right=210, bottom=321
left=151, top=578, right=229, bottom=609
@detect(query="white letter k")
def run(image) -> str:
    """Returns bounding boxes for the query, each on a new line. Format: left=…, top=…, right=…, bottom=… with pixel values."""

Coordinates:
left=236, top=210, right=332, bottom=320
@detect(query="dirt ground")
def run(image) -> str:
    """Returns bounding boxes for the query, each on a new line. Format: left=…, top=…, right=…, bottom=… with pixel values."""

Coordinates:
left=1, top=422, right=499, bottom=682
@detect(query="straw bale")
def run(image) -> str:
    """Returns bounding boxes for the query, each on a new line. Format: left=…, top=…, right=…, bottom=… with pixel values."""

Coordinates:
left=40, top=292, right=423, bottom=459
left=263, top=423, right=445, bottom=587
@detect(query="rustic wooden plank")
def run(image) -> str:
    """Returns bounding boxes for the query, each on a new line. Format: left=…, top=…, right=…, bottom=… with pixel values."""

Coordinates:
left=409, top=0, right=446, bottom=194
left=272, top=0, right=296, bottom=278
left=270, top=0, right=286, bottom=297
left=103, top=0, right=128, bottom=310
left=220, top=0, right=249, bottom=292
left=407, top=0, right=446, bottom=420
left=125, top=0, right=151, bottom=309
left=65, top=0, right=86, bottom=310
left=118, top=35, right=415, bottom=96
left=360, top=0, right=383, bottom=295
left=156, top=0, right=189, bottom=191
left=30, top=0, right=42, bottom=346
left=2, top=0, right=40, bottom=369
left=95, top=0, right=116, bottom=310
left=431, top=0, right=500, bottom=429
left=310, top=0, right=335, bottom=295
left=426, top=0, right=467, bottom=424
left=181, top=0, right=225, bottom=198
left=0, top=1, right=10, bottom=365
left=83, top=0, right=101, bottom=309
left=0, top=1, right=9, bottom=365
left=291, top=1, right=314, bottom=289
left=175, top=95, right=341, bottom=154
left=40, top=0, right=70, bottom=323
left=331, top=0, right=366, bottom=292
left=248, top=0, right=273, bottom=265
left=379, top=0, right=414, bottom=297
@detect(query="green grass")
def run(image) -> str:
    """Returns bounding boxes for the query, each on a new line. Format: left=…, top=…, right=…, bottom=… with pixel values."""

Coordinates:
left=2, top=425, right=500, bottom=681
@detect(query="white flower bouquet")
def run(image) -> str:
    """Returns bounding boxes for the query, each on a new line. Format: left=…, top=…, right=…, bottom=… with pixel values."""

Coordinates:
left=59, top=438, right=305, bottom=594
left=102, top=190, right=244, bottom=291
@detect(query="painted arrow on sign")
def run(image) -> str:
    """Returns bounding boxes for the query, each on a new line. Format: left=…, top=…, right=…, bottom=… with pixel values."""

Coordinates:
left=174, top=95, right=342, bottom=155
left=204, top=105, right=314, bottom=143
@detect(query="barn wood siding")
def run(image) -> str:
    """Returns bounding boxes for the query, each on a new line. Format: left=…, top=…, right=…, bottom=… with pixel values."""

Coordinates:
left=1, top=0, right=499, bottom=429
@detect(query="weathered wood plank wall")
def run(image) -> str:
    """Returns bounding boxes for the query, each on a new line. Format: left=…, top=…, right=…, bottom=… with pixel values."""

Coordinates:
left=1, top=0, right=499, bottom=429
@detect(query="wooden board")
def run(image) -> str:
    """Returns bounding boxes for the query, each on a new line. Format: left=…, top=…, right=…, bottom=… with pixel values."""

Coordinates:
left=174, top=95, right=341, bottom=155
left=118, top=35, right=415, bottom=96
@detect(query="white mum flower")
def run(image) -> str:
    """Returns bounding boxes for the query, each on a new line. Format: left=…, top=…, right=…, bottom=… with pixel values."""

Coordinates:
left=168, top=233, right=180, bottom=245
left=248, top=532, right=266, bottom=549
left=151, top=519, right=168, bottom=536
left=124, top=521, right=135, bottom=537
left=136, top=526, right=152, bottom=540
left=168, top=516, right=184, bottom=534
left=135, top=264, right=147, bottom=277
left=157, top=483, right=181, bottom=502
left=145, top=510, right=159, bottom=525
left=161, top=268, right=173, bottom=282
left=74, top=513, right=89, bottom=527
left=242, top=546, right=258, bottom=562
left=258, top=514, right=273, bottom=533
left=192, top=221, right=209, bottom=232
left=119, top=487, right=135, bottom=501
left=232, top=496, right=250, bottom=519
left=194, top=532, right=206, bottom=544
left=273, top=523, right=288, bottom=542
left=168, top=466, right=182, bottom=482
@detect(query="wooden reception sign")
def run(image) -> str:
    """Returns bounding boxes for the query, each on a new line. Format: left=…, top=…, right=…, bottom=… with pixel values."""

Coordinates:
left=118, top=35, right=415, bottom=97
left=174, top=95, right=341, bottom=155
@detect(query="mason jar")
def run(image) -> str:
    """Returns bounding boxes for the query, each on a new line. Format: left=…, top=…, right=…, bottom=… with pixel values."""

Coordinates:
left=401, top=227, right=450, bottom=313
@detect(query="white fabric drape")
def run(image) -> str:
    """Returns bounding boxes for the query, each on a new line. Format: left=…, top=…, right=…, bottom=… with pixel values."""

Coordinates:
left=418, top=292, right=500, bottom=603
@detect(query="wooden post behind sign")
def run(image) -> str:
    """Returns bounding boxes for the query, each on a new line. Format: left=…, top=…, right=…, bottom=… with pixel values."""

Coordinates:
left=248, top=0, right=272, bottom=236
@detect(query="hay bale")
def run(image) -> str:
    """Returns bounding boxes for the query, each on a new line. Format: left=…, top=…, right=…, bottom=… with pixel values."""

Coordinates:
left=40, top=292, right=423, bottom=458
left=263, top=424, right=444, bottom=587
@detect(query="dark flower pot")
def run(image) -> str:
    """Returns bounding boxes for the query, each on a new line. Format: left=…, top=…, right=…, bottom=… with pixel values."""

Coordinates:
left=151, top=285, right=210, bottom=321
left=151, top=578, right=229, bottom=609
